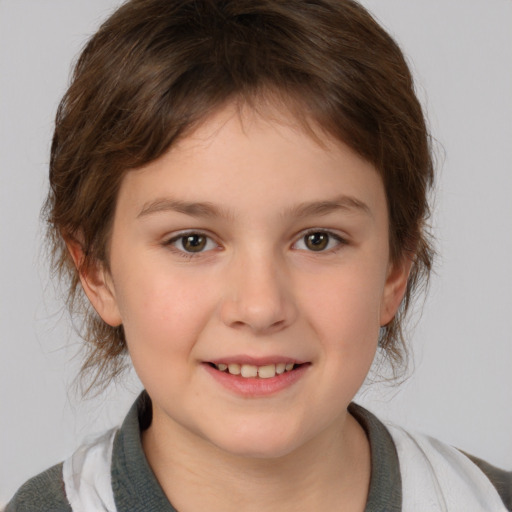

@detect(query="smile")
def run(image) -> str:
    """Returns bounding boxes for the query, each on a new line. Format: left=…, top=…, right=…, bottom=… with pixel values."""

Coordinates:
left=204, top=360, right=310, bottom=396
left=211, top=362, right=297, bottom=379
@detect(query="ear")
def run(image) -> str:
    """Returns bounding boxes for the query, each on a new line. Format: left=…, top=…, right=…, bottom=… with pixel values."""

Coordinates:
left=66, top=239, right=122, bottom=327
left=379, top=256, right=413, bottom=326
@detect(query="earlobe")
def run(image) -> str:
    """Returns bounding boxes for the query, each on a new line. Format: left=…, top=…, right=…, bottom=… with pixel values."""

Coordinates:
left=66, top=239, right=122, bottom=327
left=379, top=256, right=413, bottom=326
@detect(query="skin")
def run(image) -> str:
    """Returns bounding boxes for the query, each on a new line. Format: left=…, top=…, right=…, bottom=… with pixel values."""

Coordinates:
left=74, top=103, right=410, bottom=511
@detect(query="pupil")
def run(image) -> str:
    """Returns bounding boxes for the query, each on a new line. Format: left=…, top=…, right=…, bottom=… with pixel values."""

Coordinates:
left=306, top=232, right=328, bottom=251
left=183, top=234, right=206, bottom=252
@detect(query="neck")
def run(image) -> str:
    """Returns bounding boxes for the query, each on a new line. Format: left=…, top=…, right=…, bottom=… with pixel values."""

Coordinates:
left=142, top=407, right=371, bottom=512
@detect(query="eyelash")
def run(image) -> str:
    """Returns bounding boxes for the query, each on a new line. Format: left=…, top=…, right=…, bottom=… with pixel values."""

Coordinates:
left=163, top=229, right=347, bottom=258
left=164, top=231, right=220, bottom=259
left=292, top=229, right=347, bottom=253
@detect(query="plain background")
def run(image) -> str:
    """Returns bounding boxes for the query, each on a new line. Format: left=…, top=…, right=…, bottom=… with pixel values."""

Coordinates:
left=1, top=0, right=511, bottom=504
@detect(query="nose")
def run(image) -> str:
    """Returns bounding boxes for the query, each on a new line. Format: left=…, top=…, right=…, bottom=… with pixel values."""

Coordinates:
left=219, top=250, right=297, bottom=335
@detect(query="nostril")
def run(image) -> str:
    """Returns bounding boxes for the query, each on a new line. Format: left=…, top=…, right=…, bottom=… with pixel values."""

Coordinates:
left=219, top=281, right=297, bottom=333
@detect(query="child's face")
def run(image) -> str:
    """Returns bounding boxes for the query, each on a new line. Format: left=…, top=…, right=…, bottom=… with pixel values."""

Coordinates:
left=86, top=103, right=408, bottom=458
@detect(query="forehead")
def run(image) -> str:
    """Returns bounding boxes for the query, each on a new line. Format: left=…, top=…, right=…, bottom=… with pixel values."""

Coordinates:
left=116, top=102, right=387, bottom=226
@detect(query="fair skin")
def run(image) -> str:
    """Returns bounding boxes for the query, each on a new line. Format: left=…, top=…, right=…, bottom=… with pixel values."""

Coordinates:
left=74, top=103, right=410, bottom=511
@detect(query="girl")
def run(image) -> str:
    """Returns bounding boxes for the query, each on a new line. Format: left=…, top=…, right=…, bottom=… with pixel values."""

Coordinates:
left=4, top=0, right=511, bottom=510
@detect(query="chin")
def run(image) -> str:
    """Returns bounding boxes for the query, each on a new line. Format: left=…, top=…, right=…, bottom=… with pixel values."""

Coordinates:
left=205, top=421, right=307, bottom=460
left=217, top=438, right=300, bottom=460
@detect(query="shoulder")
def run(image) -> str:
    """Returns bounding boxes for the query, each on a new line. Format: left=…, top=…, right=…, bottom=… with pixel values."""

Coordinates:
left=464, top=452, right=512, bottom=511
left=351, top=404, right=512, bottom=511
left=5, top=463, right=72, bottom=512
left=387, top=424, right=512, bottom=511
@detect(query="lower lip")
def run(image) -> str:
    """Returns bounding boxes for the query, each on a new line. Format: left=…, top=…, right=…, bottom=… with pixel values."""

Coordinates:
left=203, top=363, right=310, bottom=397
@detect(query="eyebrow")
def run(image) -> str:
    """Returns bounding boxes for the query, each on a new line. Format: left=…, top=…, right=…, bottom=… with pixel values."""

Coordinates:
left=137, top=195, right=371, bottom=220
left=138, top=199, right=234, bottom=220
left=285, top=195, right=372, bottom=220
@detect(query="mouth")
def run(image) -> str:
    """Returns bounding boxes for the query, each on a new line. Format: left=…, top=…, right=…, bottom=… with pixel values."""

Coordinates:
left=208, top=362, right=303, bottom=379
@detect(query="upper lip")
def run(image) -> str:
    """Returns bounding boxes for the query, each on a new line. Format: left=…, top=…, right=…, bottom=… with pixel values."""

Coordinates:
left=206, top=356, right=308, bottom=366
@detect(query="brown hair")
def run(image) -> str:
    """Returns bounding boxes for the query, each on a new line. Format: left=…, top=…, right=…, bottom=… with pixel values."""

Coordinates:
left=45, top=0, right=434, bottom=393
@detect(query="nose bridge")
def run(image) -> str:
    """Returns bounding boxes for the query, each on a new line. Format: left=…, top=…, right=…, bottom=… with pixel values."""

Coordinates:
left=220, top=244, right=296, bottom=333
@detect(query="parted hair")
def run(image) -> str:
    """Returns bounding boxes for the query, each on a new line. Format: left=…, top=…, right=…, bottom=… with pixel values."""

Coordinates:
left=45, top=0, right=434, bottom=393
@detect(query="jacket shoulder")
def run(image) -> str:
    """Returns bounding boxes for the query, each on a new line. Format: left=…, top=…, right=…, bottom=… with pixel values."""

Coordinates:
left=5, top=463, right=72, bottom=512
left=464, top=453, right=512, bottom=511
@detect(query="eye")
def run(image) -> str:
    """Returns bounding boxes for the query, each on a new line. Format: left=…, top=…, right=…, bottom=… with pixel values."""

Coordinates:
left=294, top=230, right=344, bottom=252
left=167, top=232, right=218, bottom=253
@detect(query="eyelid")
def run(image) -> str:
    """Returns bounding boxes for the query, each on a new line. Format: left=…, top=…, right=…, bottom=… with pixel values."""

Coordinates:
left=292, top=228, right=348, bottom=252
left=164, top=230, right=220, bottom=255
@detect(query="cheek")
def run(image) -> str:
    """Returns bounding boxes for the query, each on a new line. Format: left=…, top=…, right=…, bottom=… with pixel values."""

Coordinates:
left=299, top=266, right=384, bottom=351
left=112, top=264, right=217, bottom=364
left=291, top=269, right=383, bottom=425
left=118, top=275, right=218, bottom=397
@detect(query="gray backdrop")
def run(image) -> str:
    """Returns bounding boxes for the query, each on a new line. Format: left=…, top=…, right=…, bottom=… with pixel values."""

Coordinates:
left=1, top=0, right=511, bottom=504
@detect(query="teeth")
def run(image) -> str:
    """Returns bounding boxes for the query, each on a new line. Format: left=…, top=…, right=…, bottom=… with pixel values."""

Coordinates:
left=227, top=363, right=241, bottom=375
left=240, top=364, right=258, bottom=378
left=258, top=364, right=276, bottom=379
left=215, top=362, right=297, bottom=378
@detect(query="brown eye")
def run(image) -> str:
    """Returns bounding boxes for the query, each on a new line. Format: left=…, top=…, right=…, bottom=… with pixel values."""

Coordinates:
left=293, top=230, right=343, bottom=253
left=181, top=234, right=207, bottom=252
left=168, top=231, right=218, bottom=255
left=304, top=232, right=329, bottom=251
